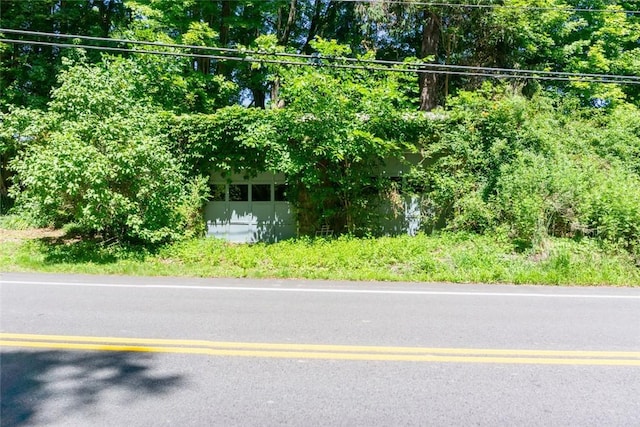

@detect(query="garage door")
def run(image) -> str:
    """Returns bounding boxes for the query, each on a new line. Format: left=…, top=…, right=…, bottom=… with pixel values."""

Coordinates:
left=205, top=181, right=296, bottom=243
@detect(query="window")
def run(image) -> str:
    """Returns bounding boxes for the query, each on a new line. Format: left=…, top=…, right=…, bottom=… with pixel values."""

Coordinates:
left=252, top=184, right=271, bottom=202
left=274, top=184, right=288, bottom=202
left=211, top=182, right=290, bottom=202
left=209, top=184, right=226, bottom=201
left=229, top=184, right=249, bottom=201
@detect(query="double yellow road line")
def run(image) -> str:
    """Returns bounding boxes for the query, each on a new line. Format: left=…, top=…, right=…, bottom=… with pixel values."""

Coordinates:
left=2, top=333, right=640, bottom=366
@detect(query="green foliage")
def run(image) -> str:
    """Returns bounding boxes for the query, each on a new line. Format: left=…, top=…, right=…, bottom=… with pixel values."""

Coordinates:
left=493, top=116, right=640, bottom=255
left=0, top=214, right=35, bottom=230
left=8, top=57, right=208, bottom=244
left=493, top=152, right=592, bottom=245
left=3, top=2, right=640, bottom=263
left=167, top=106, right=281, bottom=178
left=10, top=116, right=195, bottom=244
left=580, top=166, right=640, bottom=255
left=3, top=0, right=640, bottom=111
left=272, top=38, right=413, bottom=233
left=175, top=176, right=210, bottom=240
left=50, top=54, right=235, bottom=116
left=583, top=104, right=640, bottom=174
left=1, top=107, right=51, bottom=213
left=413, top=86, right=546, bottom=232
left=0, top=0, right=129, bottom=109
left=2, top=233, right=639, bottom=286
left=165, top=38, right=420, bottom=235
left=409, top=87, right=640, bottom=257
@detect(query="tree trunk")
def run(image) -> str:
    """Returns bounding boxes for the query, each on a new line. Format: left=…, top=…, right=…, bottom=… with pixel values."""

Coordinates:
left=0, top=156, right=7, bottom=197
left=303, top=0, right=323, bottom=53
left=197, top=55, right=211, bottom=75
left=216, top=0, right=233, bottom=75
left=418, top=10, right=440, bottom=111
left=97, top=0, right=113, bottom=37
left=444, top=32, right=453, bottom=106
left=322, top=0, right=338, bottom=39
left=278, top=0, right=297, bottom=46
left=271, top=75, right=284, bottom=108
left=219, top=0, right=232, bottom=46
left=252, top=87, right=266, bottom=109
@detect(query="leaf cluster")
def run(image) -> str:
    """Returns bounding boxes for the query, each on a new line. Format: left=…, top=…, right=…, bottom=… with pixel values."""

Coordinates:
left=6, top=58, right=210, bottom=244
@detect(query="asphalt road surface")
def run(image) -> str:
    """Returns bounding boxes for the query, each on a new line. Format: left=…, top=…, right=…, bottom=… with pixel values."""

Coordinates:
left=1, top=272, right=639, bottom=426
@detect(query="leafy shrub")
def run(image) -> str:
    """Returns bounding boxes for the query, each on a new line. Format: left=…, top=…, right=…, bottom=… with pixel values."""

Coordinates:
left=8, top=58, right=208, bottom=244
left=493, top=152, right=588, bottom=245
left=411, top=88, right=640, bottom=257
left=11, top=116, right=200, bottom=243
left=580, top=166, right=640, bottom=255
left=166, top=106, right=281, bottom=178
left=492, top=151, right=640, bottom=253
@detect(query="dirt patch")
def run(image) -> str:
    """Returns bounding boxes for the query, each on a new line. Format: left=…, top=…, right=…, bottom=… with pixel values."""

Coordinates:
left=0, top=227, right=65, bottom=243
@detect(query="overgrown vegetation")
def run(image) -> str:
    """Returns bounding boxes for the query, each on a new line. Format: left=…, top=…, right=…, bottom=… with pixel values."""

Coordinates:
left=1, top=233, right=639, bottom=286
left=1, top=1, right=640, bottom=280
left=2, top=58, right=209, bottom=244
left=3, top=67, right=640, bottom=255
left=410, top=89, right=640, bottom=258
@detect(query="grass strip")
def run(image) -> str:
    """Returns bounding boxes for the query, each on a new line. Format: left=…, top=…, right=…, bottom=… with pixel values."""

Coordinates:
left=1, top=231, right=638, bottom=286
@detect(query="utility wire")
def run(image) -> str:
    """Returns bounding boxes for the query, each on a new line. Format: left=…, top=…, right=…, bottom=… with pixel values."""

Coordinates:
left=224, top=0, right=639, bottom=14
left=3, top=38, right=639, bottom=85
left=334, top=0, right=640, bottom=15
left=2, top=28, right=640, bottom=83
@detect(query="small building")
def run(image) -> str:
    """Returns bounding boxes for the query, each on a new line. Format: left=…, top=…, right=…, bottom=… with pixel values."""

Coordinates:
left=205, top=154, right=424, bottom=243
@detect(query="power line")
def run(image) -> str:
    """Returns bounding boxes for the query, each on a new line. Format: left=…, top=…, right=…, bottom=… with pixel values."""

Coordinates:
left=224, top=0, right=639, bottom=14
left=3, top=37, right=639, bottom=85
left=336, top=0, right=640, bottom=15
left=1, top=28, right=247, bottom=55
left=216, top=0, right=640, bottom=14
left=3, top=28, right=640, bottom=83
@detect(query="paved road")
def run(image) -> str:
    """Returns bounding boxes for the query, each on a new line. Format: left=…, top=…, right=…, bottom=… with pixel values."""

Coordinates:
left=1, top=272, right=639, bottom=426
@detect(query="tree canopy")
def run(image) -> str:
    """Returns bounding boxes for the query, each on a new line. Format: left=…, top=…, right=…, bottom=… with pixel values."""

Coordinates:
left=1, top=0, right=639, bottom=253
left=2, top=0, right=639, bottom=110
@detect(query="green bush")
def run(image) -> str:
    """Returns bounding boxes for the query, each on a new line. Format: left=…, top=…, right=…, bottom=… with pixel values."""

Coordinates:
left=10, top=117, right=200, bottom=243
left=8, top=58, right=208, bottom=244
left=581, top=166, right=640, bottom=255
left=493, top=152, right=588, bottom=245
left=409, top=89, right=640, bottom=257
left=492, top=151, right=640, bottom=254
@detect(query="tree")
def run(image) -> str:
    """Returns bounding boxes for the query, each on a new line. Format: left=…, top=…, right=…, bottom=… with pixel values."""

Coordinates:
left=354, top=1, right=443, bottom=110
left=0, top=0, right=129, bottom=109
left=9, top=56, right=207, bottom=243
left=490, top=0, right=640, bottom=105
left=272, top=39, right=414, bottom=233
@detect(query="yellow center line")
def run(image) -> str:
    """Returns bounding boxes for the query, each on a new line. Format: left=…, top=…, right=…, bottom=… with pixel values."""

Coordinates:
left=1, top=333, right=639, bottom=366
